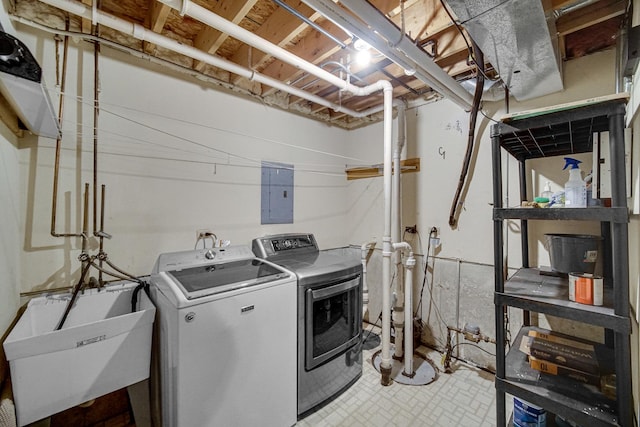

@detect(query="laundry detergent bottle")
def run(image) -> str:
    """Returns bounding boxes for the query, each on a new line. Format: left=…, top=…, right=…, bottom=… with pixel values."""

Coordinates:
left=563, top=157, right=586, bottom=207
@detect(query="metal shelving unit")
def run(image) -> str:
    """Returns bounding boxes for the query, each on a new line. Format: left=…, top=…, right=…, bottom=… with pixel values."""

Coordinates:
left=491, top=94, right=632, bottom=427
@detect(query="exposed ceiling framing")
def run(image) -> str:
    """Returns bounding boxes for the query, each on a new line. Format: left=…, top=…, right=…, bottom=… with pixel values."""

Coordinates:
left=1, top=0, right=630, bottom=130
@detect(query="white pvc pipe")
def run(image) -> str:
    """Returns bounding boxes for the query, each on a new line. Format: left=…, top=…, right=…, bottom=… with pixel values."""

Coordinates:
left=159, top=0, right=381, bottom=99
left=380, top=82, right=394, bottom=384
left=391, top=104, right=405, bottom=361
left=37, top=0, right=385, bottom=119
left=360, top=240, right=376, bottom=319
left=404, top=253, right=416, bottom=376
left=393, top=241, right=416, bottom=377
left=392, top=289, right=404, bottom=360
left=335, top=0, right=474, bottom=109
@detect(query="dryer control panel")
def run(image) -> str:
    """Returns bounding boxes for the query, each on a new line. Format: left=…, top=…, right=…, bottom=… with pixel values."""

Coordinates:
left=252, top=233, right=318, bottom=258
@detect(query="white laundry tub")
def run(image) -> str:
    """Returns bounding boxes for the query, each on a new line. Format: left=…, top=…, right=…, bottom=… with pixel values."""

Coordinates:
left=3, top=281, right=155, bottom=426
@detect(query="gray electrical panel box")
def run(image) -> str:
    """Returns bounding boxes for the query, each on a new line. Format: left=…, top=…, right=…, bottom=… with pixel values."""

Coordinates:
left=261, top=162, right=293, bottom=224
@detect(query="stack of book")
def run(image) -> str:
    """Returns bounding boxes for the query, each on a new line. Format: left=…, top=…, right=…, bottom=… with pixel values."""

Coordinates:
left=519, top=329, right=601, bottom=386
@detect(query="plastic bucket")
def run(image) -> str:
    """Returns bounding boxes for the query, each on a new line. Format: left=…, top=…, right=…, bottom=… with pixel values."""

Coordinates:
left=544, top=233, right=602, bottom=274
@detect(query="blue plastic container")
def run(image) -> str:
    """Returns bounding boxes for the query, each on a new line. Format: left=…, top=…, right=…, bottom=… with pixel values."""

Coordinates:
left=514, top=398, right=546, bottom=427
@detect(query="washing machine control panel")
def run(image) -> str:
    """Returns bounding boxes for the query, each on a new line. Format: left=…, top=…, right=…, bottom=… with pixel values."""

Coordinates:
left=153, top=245, right=254, bottom=273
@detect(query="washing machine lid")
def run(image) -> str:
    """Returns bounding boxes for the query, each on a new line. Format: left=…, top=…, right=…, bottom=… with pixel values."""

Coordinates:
left=167, top=258, right=289, bottom=299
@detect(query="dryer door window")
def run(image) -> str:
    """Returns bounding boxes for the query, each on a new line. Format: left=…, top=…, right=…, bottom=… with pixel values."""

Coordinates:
left=305, top=275, right=361, bottom=370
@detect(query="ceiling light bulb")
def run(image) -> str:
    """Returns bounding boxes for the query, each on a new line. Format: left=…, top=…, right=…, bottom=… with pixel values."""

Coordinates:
left=355, top=50, right=371, bottom=66
left=353, top=38, right=371, bottom=52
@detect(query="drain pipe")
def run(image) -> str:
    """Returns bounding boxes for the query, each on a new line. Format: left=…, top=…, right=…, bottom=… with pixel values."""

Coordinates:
left=393, top=241, right=416, bottom=377
left=392, top=103, right=406, bottom=362
left=360, top=240, right=376, bottom=319
left=377, top=82, right=394, bottom=386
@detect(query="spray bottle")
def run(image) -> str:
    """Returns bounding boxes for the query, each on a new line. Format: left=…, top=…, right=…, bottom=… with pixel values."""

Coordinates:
left=563, top=157, right=586, bottom=207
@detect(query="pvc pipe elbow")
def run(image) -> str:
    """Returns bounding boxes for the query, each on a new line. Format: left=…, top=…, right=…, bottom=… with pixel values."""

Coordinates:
left=392, top=241, right=413, bottom=253
left=406, top=256, right=416, bottom=269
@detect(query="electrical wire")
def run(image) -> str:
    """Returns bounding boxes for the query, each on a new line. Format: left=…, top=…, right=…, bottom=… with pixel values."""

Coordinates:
left=413, top=228, right=449, bottom=348
left=363, top=311, right=383, bottom=345
left=415, top=228, right=436, bottom=316
left=49, top=89, right=372, bottom=166
left=448, top=38, right=484, bottom=228
left=479, top=108, right=500, bottom=123
left=438, top=0, right=501, bottom=83
left=450, top=342, right=496, bottom=357
left=47, top=90, right=376, bottom=177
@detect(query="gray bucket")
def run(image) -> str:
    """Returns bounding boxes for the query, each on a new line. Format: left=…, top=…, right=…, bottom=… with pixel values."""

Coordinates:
left=544, top=233, right=602, bottom=274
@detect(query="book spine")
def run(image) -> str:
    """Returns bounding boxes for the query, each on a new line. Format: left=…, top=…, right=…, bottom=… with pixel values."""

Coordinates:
left=529, top=357, right=600, bottom=385
left=527, top=338, right=599, bottom=374
left=527, top=330, right=593, bottom=351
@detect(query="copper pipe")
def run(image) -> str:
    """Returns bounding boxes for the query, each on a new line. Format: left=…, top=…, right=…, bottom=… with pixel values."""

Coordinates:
left=82, top=182, right=89, bottom=253
left=98, top=184, right=105, bottom=285
left=51, top=21, right=83, bottom=239
left=93, top=39, right=100, bottom=236
left=55, top=183, right=92, bottom=330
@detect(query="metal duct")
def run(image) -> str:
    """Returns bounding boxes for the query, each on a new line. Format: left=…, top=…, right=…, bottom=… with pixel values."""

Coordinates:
left=445, top=0, right=564, bottom=101
left=0, top=31, right=60, bottom=138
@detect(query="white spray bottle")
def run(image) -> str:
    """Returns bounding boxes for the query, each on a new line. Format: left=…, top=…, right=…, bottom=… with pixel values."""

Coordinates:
left=563, top=157, right=586, bottom=207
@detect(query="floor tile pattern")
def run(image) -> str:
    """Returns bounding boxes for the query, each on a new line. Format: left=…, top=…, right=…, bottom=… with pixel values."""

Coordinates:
left=297, top=325, right=510, bottom=426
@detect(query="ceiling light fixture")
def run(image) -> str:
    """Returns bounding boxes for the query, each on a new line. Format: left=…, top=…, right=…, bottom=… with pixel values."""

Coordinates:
left=355, top=49, right=371, bottom=66
left=353, top=38, right=372, bottom=66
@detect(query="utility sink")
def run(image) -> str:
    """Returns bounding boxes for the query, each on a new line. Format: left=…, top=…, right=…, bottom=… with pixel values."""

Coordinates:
left=3, top=281, right=156, bottom=426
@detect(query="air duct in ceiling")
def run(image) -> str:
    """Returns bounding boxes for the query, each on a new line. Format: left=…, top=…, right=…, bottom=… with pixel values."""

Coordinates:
left=445, top=0, right=564, bottom=101
left=0, top=31, right=60, bottom=138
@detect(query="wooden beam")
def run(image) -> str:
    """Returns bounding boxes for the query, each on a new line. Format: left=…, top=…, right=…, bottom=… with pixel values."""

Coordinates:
left=230, top=0, right=320, bottom=84
left=193, top=0, right=258, bottom=72
left=259, top=0, right=399, bottom=97
left=144, top=1, right=171, bottom=55
left=346, top=158, right=421, bottom=180
left=268, top=1, right=469, bottom=115
left=81, top=0, right=93, bottom=34
left=556, top=0, right=626, bottom=36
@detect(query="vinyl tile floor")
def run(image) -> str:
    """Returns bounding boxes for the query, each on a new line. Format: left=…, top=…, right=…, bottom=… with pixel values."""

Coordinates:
left=297, top=324, right=511, bottom=427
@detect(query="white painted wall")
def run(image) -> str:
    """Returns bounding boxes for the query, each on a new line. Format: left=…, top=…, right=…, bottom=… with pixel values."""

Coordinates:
left=0, top=121, right=20, bottom=337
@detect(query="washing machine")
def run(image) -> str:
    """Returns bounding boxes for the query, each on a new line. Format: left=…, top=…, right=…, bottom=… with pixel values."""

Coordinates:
left=150, top=245, right=297, bottom=427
